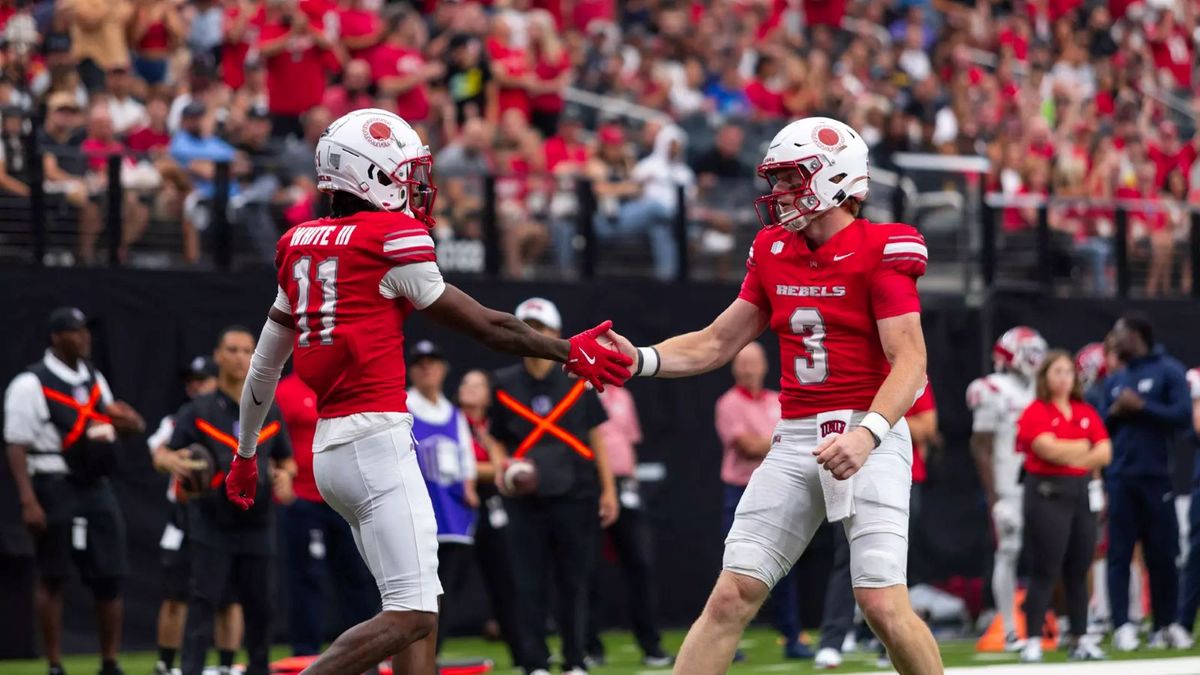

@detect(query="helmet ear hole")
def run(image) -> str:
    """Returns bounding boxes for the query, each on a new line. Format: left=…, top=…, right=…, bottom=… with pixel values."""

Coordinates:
left=829, top=173, right=847, bottom=184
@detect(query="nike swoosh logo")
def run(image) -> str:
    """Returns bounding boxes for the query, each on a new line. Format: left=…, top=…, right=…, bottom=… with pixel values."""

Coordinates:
left=250, top=387, right=263, bottom=406
left=580, top=349, right=596, bottom=365
left=833, top=252, right=855, bottom=261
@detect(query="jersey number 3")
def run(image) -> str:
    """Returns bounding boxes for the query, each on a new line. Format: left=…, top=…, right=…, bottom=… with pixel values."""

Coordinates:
left=789, top=307, right=828, bottom=384
left=292, top=257, right=339, bottom=347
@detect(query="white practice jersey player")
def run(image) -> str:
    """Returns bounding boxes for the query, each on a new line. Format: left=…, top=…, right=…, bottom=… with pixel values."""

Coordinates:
left=967, top=372, right=1035, bottom=502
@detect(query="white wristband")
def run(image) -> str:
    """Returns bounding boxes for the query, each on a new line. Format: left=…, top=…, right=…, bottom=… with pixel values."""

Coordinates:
left=857, top=411, right=891, bottom=448
left=636, top=347, right=660, bottom=377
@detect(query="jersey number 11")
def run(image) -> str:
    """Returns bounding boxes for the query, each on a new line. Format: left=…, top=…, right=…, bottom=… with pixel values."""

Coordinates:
left=292, top=257, right=339, bottom=347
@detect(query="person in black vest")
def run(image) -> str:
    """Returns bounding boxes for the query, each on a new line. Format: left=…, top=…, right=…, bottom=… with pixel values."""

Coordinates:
left=166, top=327, right=295, bottom=675
left=0, top=105, right=31, bottom=198
left=489, top=298, right=619, bottom=675
left=3, top=306, right=145, bottom=675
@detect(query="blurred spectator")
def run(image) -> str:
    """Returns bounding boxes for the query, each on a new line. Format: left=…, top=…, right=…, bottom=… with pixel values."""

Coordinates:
left=81, top=103, right=151, bottom=262
left=40, top=91, right=101, bottom=264
left=494, top=110, right=548, bottom=278
left=128, top=0, right=185, bottom=92
left=690, top=122, right=753, bottom=279
left=219, top=0, right=262, bottom=92
left=170, top=102, right=237, bottom=260
left=0, top=106, right=30, bottom=198
left=229, top=104, right=285, bottom=258
left=443, top=33, right=497, bottom=127
left=65, top=0, right=132, bottom=93
left=321, top=58, right=375, bottom=119
left=167, top=54, right=225, bottom=133
left=276, top=106, right=332, bottom=229
left=372, top=9, right=442, bottom=127
left=435, top=117, right=491, bottom=241
left=744, top=56, right=785, bottom=119
left=691, top=123, right=752, bottom=188
left=527, top=9, right=571, bottom=139
left=487, top=15, right=534, bottom=123
left=101, top=64, right=148, bottom=136
left=545, top=112, right=590, bottom=276
left=336, top=0, right=384, bottom=60
left=259, top=0, right=341, bottom=139
left=229, top=60, right=269, bottom=128
left=186, top=0, right=225, bottom=64
left=597, top=123, right=692, bottom=280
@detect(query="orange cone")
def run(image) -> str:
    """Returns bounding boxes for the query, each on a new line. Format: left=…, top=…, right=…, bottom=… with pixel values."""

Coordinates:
left=975, top=589, right=1059, bottom=652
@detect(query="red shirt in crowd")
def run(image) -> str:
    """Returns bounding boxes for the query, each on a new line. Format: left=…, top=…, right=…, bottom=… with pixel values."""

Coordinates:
left=222, top=3, right=265, bottom=91
left=531, top=50, right=571, bottom=114
left=1150, top=28, right=1193, bottom=89
left=126, top=125, right=171, bottom=154
left=572, top=0, right=614, bottom=32
left=1149, top=142, right=1198, bottom=187
left=135, top=18, right=171, bottom=51
left=802, top=0, right=845, bottom=27
left=337, top=6, right=383, bottom=60
left=532, top=0, right=565, bottom=28
left=488, top=39, right=533, bottom=120
left=1016, top=398, right=1108, bottom=477
left=259, top=17, right=332, bottom=116
left=322, top=86, right=376, bottom=120
left=371, top=44, right=432, bottom=122
left=467, top=416, right=490, bottom=463
left=744, top=79, right=786, bottom=118
left=275, top=373, right=323, bottom=503
left=543, top=135, right=588, bottom=171
left=998, top=27, right=1029, bottom=62
left=1116, top=185, right=1168, bottom=233
left=906, top=383, right=936, bottom=484
left=81, top=138, right=125, bottom=173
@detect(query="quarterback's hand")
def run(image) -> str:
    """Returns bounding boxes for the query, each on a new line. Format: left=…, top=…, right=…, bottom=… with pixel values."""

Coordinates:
left=225, top=454, right=258, bottom=510
left=813, top=428, right=875, bottom=480
left=602, top=327, right=638, bottom=376
left=565, top=320, right=633, bottom=392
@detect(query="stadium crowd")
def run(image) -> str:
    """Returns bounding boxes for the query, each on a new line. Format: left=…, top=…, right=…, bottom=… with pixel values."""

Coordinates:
left=0, top=0, right=1195, bottom=291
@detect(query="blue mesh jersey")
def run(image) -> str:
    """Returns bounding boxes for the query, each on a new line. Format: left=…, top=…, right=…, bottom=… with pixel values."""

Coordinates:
left=408, top=392, right=477, bottom=543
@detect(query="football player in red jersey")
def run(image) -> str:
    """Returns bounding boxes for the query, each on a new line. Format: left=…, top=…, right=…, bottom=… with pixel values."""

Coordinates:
left=224, top=109, right=631, bottom=675
left=606, top=117, right=942, bottom=674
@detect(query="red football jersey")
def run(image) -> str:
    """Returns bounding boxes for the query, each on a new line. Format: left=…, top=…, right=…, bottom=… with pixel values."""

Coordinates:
left=738, top=219, right=927, bottom=419
left=275, top=211, right=437, bottom=419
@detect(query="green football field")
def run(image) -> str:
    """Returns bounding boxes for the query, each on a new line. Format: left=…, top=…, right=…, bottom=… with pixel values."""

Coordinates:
left=9, top=627, right=1200, bottom=675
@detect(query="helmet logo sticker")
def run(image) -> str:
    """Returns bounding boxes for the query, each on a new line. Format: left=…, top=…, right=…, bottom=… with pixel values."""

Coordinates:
left=812, top=126, right=843, bottom=152
left=363, top=119, right=394, bottom=148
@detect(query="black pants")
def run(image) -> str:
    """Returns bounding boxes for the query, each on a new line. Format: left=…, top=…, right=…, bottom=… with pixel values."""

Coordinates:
left=182, top=542, right=272, bottom=675
left=586, top=478, right=663, bottom=657
left=283, top=499, right=378, bottom=656
left=507, top=492, right=598, bottom=673
left=474, top=493, right=522, bottom=666
left=437, top=541, right=475, bottom=651
left=1106, top=475, right=1178, bottom=629
left=1023, top=474, right=1096, bottom=640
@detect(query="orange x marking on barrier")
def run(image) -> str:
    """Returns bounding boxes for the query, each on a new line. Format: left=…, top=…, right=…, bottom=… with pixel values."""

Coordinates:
left=495, top=380, right=594, bottom=460
left=195, top=418, right=282, bottom=489
left=41, top=385, right=111, bottom=448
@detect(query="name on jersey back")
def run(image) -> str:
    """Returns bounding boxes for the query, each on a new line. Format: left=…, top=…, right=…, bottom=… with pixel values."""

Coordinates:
left=289, top=224, right=357, bottom=247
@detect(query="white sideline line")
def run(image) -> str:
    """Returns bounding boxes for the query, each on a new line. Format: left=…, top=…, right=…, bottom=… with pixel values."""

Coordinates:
left=944, top=656, right=1200, bottom=674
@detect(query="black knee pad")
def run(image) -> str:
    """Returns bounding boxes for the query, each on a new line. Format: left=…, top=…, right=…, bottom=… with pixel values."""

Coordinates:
left=86, top=576, right=122, bottom=601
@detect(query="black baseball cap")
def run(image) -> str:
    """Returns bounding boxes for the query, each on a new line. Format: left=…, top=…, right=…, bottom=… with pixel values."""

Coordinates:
left=181, top=101, right=207, bottom=119
left=48, top=306, right=87, bottom=333
left=183, top=355, right=218, bottom=381
left=408, top=340, right=446, bottom=363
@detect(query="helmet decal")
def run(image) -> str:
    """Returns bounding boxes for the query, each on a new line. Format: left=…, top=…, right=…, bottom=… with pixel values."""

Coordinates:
left=363, top=119, right=394, bottom=148
left=814, top=126, right=841, bottom=149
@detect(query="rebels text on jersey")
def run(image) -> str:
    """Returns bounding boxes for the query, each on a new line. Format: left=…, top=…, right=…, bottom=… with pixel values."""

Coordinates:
left=275, top=211, right=441, bottom=419
left=738, top=219, right=927, bottom=419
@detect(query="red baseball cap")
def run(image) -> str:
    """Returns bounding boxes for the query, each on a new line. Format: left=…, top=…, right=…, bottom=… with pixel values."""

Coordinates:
left=598, top=124, right=625, bottom=145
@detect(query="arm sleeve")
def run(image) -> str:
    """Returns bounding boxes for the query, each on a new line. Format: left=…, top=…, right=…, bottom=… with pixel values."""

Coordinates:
left=737, top=244, right=769, bottom=310
left=167, top=404, right=198, bottom=449
left=238, top=318, right=296, bottom=458
left=380, top=261, right=447, bottom=310
left=1139, top=365, right=1193, bottom=427
left=3, top=373, right=44, bottom=446
left=146, top=416, right=175, bottom=452
left=272, top=286, right=291, bottom=314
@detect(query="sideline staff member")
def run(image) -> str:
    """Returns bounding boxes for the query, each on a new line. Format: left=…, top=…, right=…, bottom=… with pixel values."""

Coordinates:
left=167, top=327, right=295, bottom=675
left=1015, top=350, right=1111, bottom=663
left=490, top=298, right=619, bottom=675
left=4, top=307, right=145, bottom=675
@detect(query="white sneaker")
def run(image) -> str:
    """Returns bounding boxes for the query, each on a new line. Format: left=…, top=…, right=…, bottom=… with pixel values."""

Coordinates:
left=840, top=633, right=858, bottom=653
left=814, top=648, right=843, bottom=669
left=563, top=669, right=588, bottom=675
left=1019, top=641, right=1043, bottom=663
left=1148, top=628, right=1167, bottom=649
left=1003, top=631, right=1028, bottom=653
left=527, top=670, right=551, bottom=675
left=1068, top=637, right=1106, bottom=661
left=1166, top=623, right=1195, bottom=649
left=1113, top=622, right=1140, bottom=652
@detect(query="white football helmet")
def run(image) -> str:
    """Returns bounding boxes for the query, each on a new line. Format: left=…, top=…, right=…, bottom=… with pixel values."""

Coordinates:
left=314, top=108, right=437, bottom=225
left=755, top=117, right=870, bottom=232
left=993, top=326, right=1048, bottom=379
left=1074, top=342, right=1107, bottom=390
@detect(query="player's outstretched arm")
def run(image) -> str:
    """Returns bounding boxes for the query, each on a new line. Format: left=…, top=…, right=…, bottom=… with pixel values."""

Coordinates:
left=423, top=285, right=631, bottom=390
left=607, top=298, right=768, bottom=380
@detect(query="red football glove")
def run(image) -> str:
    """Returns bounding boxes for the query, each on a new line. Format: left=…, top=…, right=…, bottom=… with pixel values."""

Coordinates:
left=565, top=320, right=633, bottom=392
left=225, top=455, right=258, bottom=511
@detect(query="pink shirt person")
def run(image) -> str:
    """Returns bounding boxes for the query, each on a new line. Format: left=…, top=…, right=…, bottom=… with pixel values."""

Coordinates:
left=598, top=386, right=642, bottom=478
left=715, top=342, right=781, bottom=486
